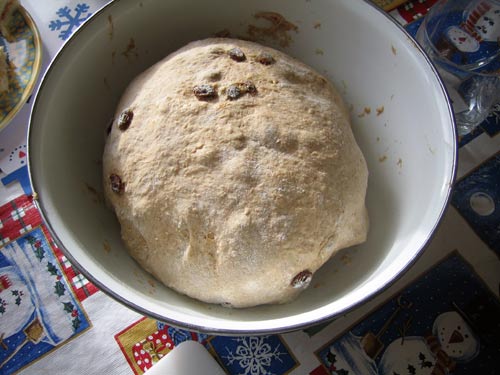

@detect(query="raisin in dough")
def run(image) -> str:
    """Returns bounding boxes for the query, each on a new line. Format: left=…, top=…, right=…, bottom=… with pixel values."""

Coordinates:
left=103, top=38, right=369, bottom=308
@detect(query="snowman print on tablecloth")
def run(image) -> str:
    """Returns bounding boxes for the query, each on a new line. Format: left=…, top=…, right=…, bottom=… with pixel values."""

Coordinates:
left=432, top=311, right=479, bottom=363
left=464, top=2, right=500, bottom=47
left=321, top=306, right=481, bottom=375
left=377, top=310, right=479, bottom=375
left=0, top=143, right=32, bottom=196
left=1, top=144, right=26, bottom=175
left=436, top=1, right=500, bottom=69
left=0, top=267, right=35, bottom=340
left=445, top=27, right=480, bottom=55
left=377, top=337, right=437, bottom=375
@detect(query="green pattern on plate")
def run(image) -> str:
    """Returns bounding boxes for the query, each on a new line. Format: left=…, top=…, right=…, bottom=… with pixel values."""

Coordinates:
left=0, top=7, right=41, bottom=129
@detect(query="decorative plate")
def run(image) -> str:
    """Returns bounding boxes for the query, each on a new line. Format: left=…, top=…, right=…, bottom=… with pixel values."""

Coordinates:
left=0, top=6, right=42, bottom=131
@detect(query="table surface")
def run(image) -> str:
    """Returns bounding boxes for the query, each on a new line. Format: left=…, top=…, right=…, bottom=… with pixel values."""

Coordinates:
left=0, top=1, right=499, bottom=374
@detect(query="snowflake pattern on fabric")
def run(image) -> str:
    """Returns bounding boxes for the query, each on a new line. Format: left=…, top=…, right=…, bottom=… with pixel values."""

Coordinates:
left=48, top=3, right=92, bottom=40
left=209, top=335, right=297, bottom=375
left=225, top=337, right=285, bottom=375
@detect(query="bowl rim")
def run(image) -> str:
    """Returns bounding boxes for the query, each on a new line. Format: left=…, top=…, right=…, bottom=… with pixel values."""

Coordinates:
left=27, top=0, right=458, bottom=334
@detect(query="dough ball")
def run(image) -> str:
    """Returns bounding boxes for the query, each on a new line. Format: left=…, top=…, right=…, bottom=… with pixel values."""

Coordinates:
left=103, top=38, right=369, bottom=308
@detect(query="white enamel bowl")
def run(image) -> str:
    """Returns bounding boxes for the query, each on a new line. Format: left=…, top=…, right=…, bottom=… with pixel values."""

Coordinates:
left=28, top=0, right=456, bottom=334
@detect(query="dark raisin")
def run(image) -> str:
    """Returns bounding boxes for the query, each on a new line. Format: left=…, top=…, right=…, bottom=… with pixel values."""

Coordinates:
left=291, top=270, right=312, bottom=289
left=118, top=109, right=134, bottom=131
left=226, top=82, right=257, bottom=100
left=109, top=174, right=125, bottom=194
left=244, top=81, right=257, bottom=95
left=257, top=53, right=275, bottom=65
left=227, top=85, right=242, bottom=100
left=228, top=47, right=246, bottom=62
left=193, top=84, right=217, bottom=100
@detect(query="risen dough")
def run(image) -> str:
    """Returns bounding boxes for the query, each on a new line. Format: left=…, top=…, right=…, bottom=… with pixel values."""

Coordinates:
left=103, top=38, right=368, bottom=308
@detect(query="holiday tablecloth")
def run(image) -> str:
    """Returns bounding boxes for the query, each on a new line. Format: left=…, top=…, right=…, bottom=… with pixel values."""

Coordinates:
left=0, top=1, right=499, bottom=374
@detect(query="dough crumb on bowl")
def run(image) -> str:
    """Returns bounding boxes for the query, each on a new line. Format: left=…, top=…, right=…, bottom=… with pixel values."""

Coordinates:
left=102, top=38, right=369, bottom=308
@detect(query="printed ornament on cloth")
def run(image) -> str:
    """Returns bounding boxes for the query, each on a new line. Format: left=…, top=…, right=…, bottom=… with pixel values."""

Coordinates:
left=0, top=195, right=39, bottom=245
left=208, top=335, right=299, bottom=375
left=316, top=254, right=500, bottom=375
left=444, top=26, right=480, bottom=53
left=378, top=337, right=437, bottom=375
left=432, top=311, right=480, bottom=363
left=435, top=0, right=500, bottom=69
left=0, top=228, right=90, bottom=374
left=131, top=329, right=175, bottom=372
left=378, top=310, right=481, bottom=374
left=361, top=295, right=413, bottom=360
left=322, top=332, right=378, bottom=375
left=2, top=237, right=80, bottom=341
left=0, top=267, right=34, bottom=338
left=0, top=144, right=27, bottom=175
left=0, top=143, right=31, bottom=198
left=319, top=310, right=475, bottom=375
left=115, top=318, right=209, bottom=374
left=48, top=3, right=93, bottom=40
left=463, top=1, right=500, bottom=44
left=0, top=195, right=98, bottom=301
